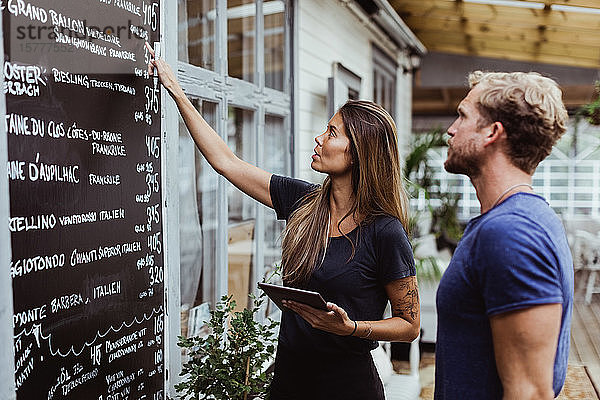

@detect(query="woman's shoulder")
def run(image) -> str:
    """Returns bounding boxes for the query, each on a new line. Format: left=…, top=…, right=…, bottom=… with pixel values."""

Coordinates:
left=271, top=174, right=318, bottom=195
left=366, top=215, right=408, bottom=239
left=364, top=215, right=412, bottom=260
left=270, top=175, right=319, bottom=220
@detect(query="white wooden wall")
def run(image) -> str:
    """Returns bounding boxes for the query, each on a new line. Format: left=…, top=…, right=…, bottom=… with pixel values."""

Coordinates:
left=296, top=0, right=414, bottom=182
left=395, top=52, right=414, bottom=161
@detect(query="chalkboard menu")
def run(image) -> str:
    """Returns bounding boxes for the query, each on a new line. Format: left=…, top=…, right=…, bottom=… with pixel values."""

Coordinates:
left=3, top=0, right=165, bottom=398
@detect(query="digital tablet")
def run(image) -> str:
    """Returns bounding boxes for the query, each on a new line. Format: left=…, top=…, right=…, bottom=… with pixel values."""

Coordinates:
left=258, top=282, right=329, bottom=311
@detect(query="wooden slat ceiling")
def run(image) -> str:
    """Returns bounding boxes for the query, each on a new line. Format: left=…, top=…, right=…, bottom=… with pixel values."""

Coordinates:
left=390, top=0, right=600, bottom=69
left=413, top=84, right=597, bottom=114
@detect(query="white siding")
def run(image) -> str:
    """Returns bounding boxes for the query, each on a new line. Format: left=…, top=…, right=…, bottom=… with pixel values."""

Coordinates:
left=296, top=0, right=414, bottom=182
left=395, top=52, right=414, bottom=162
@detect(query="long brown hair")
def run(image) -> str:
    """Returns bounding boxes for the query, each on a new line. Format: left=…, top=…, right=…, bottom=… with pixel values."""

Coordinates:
left=281, top=100, right=410, bottom=286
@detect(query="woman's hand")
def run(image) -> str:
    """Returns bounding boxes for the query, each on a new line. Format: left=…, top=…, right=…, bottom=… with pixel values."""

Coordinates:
left=145, top=42, right=183, bottom=98
left=283, top=300, right=355, bottom=336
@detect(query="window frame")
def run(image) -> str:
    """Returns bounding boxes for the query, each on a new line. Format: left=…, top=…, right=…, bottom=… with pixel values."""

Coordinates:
left=372, top=44, right=398, bottom=118
left=165, top=2, right=294, bottom=390
left=327, top=62, right=362, bottom=116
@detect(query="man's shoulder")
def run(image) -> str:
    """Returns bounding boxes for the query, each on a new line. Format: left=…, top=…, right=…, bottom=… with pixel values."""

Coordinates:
left=477, top=195, right=557, bottom=240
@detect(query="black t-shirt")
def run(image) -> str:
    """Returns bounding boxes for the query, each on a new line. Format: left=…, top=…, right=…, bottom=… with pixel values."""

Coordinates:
left=270, top=175, right=415, bottom=355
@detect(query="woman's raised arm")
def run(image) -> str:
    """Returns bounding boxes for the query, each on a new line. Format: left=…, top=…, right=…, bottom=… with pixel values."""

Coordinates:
left=146, top=43, right=273, bottom=208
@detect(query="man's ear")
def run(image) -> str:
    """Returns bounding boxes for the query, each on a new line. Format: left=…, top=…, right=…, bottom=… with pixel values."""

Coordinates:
left=484, top=121, right=505, bottom=146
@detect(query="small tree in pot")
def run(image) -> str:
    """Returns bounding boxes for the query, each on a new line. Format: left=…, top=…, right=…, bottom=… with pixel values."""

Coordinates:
left=176, top=294, right=279, bottom=400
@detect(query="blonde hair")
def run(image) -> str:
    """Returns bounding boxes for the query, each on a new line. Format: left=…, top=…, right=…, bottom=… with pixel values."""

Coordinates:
left=281, top=100, right=410, bottom=286
left=469, top=71, right=568, bottom=174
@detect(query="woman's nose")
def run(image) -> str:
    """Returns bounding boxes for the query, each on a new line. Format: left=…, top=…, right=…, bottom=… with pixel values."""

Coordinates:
left=315, top=133, right=325, bottom=145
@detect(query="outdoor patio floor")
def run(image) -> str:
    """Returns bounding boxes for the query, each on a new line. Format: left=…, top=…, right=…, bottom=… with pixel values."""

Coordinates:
left=568, top=281, right=600, bottom=397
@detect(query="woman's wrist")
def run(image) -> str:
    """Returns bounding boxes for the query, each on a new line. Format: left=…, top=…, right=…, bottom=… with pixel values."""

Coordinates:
left=350, top=321, right=373, bottom=339
left=169, top=85, right=186, bottom=101
left=361, top=322, right=373, bottom=338
left=346, top=320, right=358, bottom=336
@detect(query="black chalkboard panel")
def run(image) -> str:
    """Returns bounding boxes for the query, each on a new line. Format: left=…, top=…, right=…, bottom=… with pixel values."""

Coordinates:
left=3, top=0, right=164, bottom=398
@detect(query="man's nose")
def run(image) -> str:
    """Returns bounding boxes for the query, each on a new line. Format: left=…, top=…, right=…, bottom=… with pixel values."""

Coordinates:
left=447, top=120, right=458, bottom=137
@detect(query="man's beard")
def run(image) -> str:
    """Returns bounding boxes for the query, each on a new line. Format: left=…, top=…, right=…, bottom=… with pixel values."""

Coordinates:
left=444, top=141, right=481, bottom=178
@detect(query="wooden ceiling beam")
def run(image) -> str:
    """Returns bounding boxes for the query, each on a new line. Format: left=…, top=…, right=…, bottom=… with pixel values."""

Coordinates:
left=391, top=0, right=600, bottom=69
left=402, top=12, right=600, bottom=35
left=393, top=0, right=600, bottom=11
left=415, top=31, right=600, bottom=60
left=392, top=0, right=600, bottom=29
left=405, top=16, right=600, bottom=47
left=413, top=85, right=596, bottom=115
left=422, top=43, right=600, bottom=68
left=514, top=0, right=600, bottom=9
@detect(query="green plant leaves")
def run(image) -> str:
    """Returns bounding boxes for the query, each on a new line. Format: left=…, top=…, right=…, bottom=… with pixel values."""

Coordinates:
left=176, top=294, right=279, bottom=400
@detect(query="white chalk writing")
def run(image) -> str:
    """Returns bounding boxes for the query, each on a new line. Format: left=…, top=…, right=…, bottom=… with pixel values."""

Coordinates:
left=112, top=0, right=141, bottom=16
left=48, top=9, right=85, bottom=35
left=52, top=68, right=90, bottom=89
left=93, top=280, right=121, bottom=299
left=89, top=173, right=120, bottom=185
left=10, top=253, right=65, bottom=278
left=92, top=142, right=127, bottom=157
left=55, top=30, right=108, bottom=56
left=15, top=342, right=32, bottom=372
left=61, top=368, right=98, bottom=396
left=13, top=305, right=46, bottom=327
left=86, top=26, right=122, bottom=47
left=14, top=355, right=33, bottom=389
left=9, top=214, right=56, bottom=232
left=5, top=0, right=47, bottom=23
left=58, top=211, right=97, bottom=226
left=4, top=61, right=47, bottom=97
left=51, top=293, right=85, bottom=313
left=99, top=208, right=125, bottom=221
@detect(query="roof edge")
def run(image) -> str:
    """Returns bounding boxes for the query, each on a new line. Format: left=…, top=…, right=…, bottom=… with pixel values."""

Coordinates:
left=355, top=0, right=427, bottom=55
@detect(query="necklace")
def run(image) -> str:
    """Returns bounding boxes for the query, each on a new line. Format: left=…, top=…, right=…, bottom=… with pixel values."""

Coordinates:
left=491, top=183, right=533, bottom=209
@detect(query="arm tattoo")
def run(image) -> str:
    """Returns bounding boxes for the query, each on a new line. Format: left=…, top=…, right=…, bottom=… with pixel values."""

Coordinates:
left=392, top=279, right=419, bottom=322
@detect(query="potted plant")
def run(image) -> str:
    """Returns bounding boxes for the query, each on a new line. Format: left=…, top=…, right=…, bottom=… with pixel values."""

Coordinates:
left=404, top=129, right=463, bottom=344
left=175, top=294, right=279, bottom=400
left=579, top=81, right=600, bottom=126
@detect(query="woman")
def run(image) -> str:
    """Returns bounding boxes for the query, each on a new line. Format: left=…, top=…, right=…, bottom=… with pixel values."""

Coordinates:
left=147, top=44, right=419, bottom=400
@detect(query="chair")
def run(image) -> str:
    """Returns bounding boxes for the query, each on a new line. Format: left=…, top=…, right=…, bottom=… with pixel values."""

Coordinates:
left=372, top=337, right=421, bottom=400
left=227, top=220, right=255, bottom=311
left=572, top=230, right=600, bottom=304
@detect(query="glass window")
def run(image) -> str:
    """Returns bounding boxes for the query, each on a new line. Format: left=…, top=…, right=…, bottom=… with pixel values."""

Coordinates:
left=265, top=1, right=286, bottom=91
left=179, top=99, right=218, bottom=338
left=178, top=0, right=216, bottom=69
left=328, top=63, right=362, bottom=115
left=227, top=107, right=256, bottom=310
left=373, top=46, right=397, bottom=116
left=228, top=0, right=255, bottom=83
left=176, top=0, right=294, bottom=318
left=263, top=115, right=288, bottom=291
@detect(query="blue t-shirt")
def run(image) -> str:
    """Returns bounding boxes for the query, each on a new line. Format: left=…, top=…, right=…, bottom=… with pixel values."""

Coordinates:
left=435, top=192, right=573, bottom=399
left=270, top=175, right=416, bottom=355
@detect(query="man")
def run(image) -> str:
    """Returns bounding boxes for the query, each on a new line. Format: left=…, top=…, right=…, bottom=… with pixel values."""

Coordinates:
left=435, top=71, right=573, bottom=399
